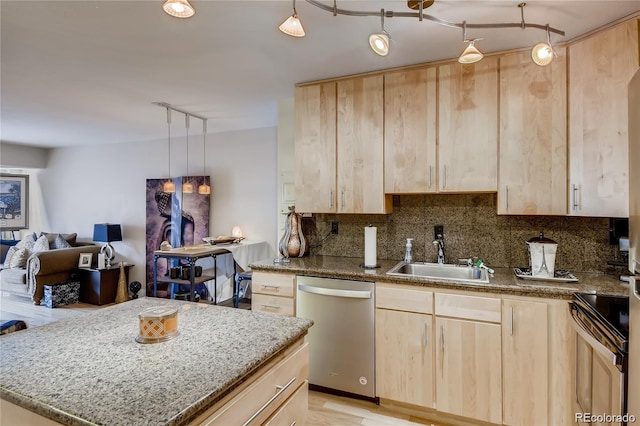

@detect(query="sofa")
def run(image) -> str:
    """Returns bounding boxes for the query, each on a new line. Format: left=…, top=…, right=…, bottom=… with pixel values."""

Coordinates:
left=0, top=233, right=100, bottom=305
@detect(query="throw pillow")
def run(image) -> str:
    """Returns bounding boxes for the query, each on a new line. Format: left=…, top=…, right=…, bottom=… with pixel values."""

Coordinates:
left=41, top=232, right=77, bottom=248
left=52, top=234, right=72, bottom=249
left=2, top=246, right=17, bottom=269
left=32, top=235, right=50, bottom=253
left=9, top=248, right=29, bottom=269
left=16, top=233, right=36, bottom=251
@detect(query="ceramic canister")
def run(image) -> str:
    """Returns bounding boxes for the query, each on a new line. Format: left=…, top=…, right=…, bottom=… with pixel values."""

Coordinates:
left=136, top=306, right=179, bottom=344
left=526, top=232, right=558, bottom=278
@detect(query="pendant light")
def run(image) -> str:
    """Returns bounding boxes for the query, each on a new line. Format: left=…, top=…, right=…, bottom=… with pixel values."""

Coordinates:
left=458, top=21, right=483, bottom=64
left=198, top=119, right=211, bottom=195
left=162, top=0, right=195, bottom=19
left=183, top=114, right=193, bottom=194
left=531, top=25, right=556, bottom=66
left=369, top=10, right=390, bottom=57
left=279, top=0, right=305, bottom=37
left=163, top=107, right=176, bottom=193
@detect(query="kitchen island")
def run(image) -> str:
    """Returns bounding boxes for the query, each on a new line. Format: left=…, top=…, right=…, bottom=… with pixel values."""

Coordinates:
left=0, top=298, right=313, bottom=425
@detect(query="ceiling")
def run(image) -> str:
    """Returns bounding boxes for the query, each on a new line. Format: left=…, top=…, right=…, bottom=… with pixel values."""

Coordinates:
left=1, top=0, right=639, bottom=148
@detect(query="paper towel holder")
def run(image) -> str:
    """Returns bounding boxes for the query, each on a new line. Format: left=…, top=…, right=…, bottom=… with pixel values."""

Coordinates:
left=359, top=263, right=381, bottom=269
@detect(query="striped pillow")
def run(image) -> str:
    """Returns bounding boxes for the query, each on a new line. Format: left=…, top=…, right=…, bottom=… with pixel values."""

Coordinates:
left=9, top=248, right=29, bottom=269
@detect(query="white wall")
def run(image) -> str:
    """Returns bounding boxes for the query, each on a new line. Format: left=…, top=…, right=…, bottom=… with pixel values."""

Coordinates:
left=38, top=126, right=278, bottom=293
left=0, top=143, right=48, bottom=169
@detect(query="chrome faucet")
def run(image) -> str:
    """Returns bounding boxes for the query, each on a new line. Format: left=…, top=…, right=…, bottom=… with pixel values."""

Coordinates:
left=432, top=233, right=445, bottom=264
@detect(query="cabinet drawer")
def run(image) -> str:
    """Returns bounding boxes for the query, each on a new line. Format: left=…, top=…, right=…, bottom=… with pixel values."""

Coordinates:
left=264, top=380, right=309, bottom=426
left=435, top=293, right=501, bottom=323
left=376, top=282, right=433, bottom=314
left=252, top=294, right=295, bottom=317
left=252, top=272, right=296, bottom=297
left=201, top=343, right=309, bottom=425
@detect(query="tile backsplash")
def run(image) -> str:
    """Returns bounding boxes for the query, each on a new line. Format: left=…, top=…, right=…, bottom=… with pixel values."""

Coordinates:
left=300, top=193, right=626, bottom=274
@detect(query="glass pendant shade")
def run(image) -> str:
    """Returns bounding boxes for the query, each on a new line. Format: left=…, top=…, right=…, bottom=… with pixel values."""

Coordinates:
left=279, top=14, right=305, bottom=37
left=163, top=180, right=176, bottom=193
left=162, top=0, right=195, bottom=18
left=369, top=33, right=390, bottom=56
left=531, top=42, right=554, bottom=66
left=198, top=183, right=211, bottom=195
left=458, top=41, right=483, bottom=64
left=182, top=182, right=193, bottom=193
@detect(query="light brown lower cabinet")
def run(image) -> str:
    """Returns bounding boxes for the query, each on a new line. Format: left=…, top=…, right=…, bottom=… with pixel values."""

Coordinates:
left=251, top=272, right=296, bottom=317
left=435, top=317, right=502, bottom=424
left=374, top=283, right=575, bottom=426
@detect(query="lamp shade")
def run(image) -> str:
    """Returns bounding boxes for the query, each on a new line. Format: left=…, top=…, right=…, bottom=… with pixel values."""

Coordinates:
left=93, top=224, right=123, bottom=243
left=162, top=0, right=195, bottom=18
left=531, top=42, right=554, bottom=66
left=369, top=33, right=390, bottom=56
left=458, top=41, right=483, bottom=64
left=279, top=14, right=305, bottom=37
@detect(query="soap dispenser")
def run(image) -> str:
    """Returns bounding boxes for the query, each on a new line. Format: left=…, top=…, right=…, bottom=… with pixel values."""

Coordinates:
left=404, top=238, right=413, bottom=263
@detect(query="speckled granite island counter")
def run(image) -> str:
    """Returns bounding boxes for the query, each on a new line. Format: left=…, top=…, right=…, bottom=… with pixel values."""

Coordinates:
left=0, top=298, right=313, bottom=426
left=249, top=255, right=628, bottom=298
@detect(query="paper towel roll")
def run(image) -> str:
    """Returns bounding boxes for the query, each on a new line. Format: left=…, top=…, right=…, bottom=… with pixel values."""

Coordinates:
left=364, top=226, right=377, bottom=267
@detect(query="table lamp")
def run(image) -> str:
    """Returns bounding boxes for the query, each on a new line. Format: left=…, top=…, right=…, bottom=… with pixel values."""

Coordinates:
left=93, top=223, right=122, bottom=269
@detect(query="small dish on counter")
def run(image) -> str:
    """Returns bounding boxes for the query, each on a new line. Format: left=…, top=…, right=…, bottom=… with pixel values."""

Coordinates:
left=202, top=236, right=245, bottom=245
left=514, top=267, right=579, bottom=283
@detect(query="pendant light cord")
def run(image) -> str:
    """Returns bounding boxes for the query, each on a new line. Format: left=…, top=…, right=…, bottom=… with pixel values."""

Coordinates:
left=166, top=107, right=172, bottom=179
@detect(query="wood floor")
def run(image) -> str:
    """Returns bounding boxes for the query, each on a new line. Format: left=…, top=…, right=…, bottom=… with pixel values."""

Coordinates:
left=0, top=293, right=444, bottom=426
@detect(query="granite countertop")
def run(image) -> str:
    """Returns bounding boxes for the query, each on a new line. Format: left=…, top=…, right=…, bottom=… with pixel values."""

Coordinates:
left=0, top=298, right=313, bottom=426
left=250, top=255, right=629, bottom=299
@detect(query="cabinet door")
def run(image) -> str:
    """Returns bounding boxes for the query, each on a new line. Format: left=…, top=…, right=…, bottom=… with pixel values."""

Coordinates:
left=568, top=19, right=639, bottom=217
left=337, top=75, right=391, bottom=213
left=435, top=317, right=502, bottom=424
left=498, top=48, right=567, bottom=215
left=502, top=298, right=548, bottom=426
left=384, top=67, right=437, bottom=193
left=376, top=309, right=434, bottom=408
left=438, top=59, right=498, bottom=192
left=294, top=82, right=337, bottom=213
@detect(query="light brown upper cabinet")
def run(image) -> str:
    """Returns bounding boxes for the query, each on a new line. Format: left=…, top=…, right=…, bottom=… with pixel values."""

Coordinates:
left=337, top=75, right=392, bottom=213
left=438, top=59, right=499, bottom=193
left=568, top=19, right=639, bottom=217
left=294, top=82, right=337, bottom=213
left=498, top=47, right=568, bottom=215
left=384, top=67, right=437, bottom=193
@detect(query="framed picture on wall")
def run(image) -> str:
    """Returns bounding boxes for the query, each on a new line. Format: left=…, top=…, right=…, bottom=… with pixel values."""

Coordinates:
left=0, top=174, right=29, bottom=230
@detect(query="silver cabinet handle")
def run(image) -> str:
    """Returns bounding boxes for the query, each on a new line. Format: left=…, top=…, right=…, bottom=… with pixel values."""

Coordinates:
left=262, top=285, right=280, bottom=291
left=428, top=165, right=432, bottom=190
left=261, top=304, right=281, bottom=310
left=572, top=184, right=579, bottom=211
left=442, top=165, right=447, bottom=189
left=510, top=307, right=514, bottom=336
left=424, top=322, right=429, bottom=347
left=505, top=185, right=509, bottom=211
left=440, top=324, right=445, bottom=378
left=340, top=190, right=345, bottom=210
left=330, top=190, right=333, bottom=209
left=243, top=376, right=297, bottom=426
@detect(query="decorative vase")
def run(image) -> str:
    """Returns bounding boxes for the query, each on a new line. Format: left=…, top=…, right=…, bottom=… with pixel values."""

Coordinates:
left=115, top=263, right=129, bottom=304
left=278, top=209, right=308, bottom=258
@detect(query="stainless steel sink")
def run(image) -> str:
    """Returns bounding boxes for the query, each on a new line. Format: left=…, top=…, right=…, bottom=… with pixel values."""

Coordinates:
left=386, top=262, right=490, bottom=284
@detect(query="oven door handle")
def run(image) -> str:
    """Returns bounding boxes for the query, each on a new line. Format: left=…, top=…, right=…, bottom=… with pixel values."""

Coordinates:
left=570, top=311, right=620, bottom=368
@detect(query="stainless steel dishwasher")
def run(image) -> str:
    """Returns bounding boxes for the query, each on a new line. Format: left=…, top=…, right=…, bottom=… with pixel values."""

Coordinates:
left=296, top=275, right=375, bottom=400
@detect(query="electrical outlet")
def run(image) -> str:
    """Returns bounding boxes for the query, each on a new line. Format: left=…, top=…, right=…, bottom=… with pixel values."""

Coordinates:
left=434, top=225, right=444, bottom=239
left=330, top=221, right=339, bottom=235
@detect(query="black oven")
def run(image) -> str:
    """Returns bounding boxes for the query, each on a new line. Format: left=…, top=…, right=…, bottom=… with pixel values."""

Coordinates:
left=570, top=293, right=629, bottom=424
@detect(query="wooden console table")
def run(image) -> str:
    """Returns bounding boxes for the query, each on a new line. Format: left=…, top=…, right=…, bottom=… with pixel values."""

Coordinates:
left=153, top=246, right=234, bottom=303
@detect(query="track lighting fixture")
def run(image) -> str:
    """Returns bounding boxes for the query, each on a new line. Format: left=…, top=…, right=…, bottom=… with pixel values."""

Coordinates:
left=458, top=21, right=483, bottom=64
left=163, top=107, right=175, bottom=193
left=182, top=114, right=193, bottom=194
left=198, top=120, right=211, bottom=195
left=295, top=0, right=564, bottom=63
left=279, top=0, right=306, bottom=37
left=162, top=0, right=195, bottom=19
left=369, top=10, right=390, bottom=57
left=531, top=25, right=556, bottom=66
